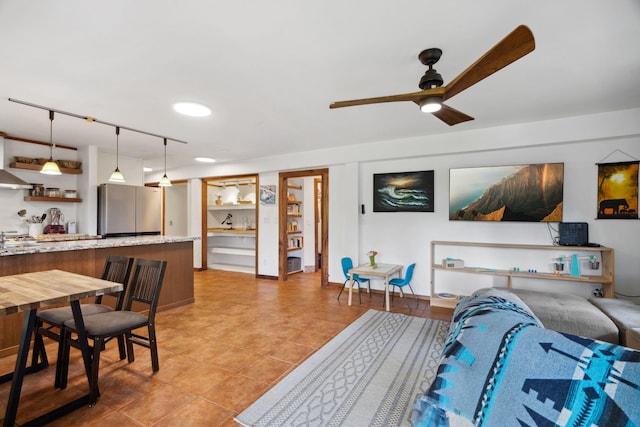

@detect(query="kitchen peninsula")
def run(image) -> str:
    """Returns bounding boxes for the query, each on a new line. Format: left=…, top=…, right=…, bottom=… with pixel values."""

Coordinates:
left=0, top=235, right=196, bottom=357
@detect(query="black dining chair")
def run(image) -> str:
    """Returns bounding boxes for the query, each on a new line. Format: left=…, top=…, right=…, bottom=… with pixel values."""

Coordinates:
left=58, top=258, right=167, bottom=403
left=33, top=255, right=134, bottom=388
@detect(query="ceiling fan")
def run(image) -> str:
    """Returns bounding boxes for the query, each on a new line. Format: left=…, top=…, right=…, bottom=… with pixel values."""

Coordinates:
left=329, top=25, right=535, bottom=126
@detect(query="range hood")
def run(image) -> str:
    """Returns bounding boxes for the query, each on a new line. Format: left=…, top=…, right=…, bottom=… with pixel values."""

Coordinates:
left=0, top=138, right=33, bottom=190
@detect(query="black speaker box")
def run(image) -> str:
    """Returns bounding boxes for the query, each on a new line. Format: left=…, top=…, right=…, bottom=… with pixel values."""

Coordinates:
left=559, top=222, right=589, bottom=246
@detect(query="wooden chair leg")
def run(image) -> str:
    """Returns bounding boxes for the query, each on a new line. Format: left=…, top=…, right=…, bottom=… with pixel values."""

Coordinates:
left=117, top=335, right=127, bottom=360
left=126, top=332, right=136, bottom=364
left=148, top=325, right=160, bottom=372
left=89, top=337, right=102, bottom=405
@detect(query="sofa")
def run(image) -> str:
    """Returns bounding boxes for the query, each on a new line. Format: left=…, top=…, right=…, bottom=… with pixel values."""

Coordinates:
left=469, top=287, right=640, bottom=349
left=412, top=291, right=640, bottom=426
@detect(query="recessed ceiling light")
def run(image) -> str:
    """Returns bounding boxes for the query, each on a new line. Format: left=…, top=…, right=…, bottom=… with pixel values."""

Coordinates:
left=173, top=102, right=211, bottom=117
left=195, top=157, right=216, bottom=163
left=143, top=166, right=153, bottom=172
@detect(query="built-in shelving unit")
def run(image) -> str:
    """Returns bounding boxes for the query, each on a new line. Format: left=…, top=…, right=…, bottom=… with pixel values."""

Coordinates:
left=23, top=196, right=82, bottom=203
left=206, top=228, right=256, bottom=274
left=204, top=176, right=258, bottom=274
left=430, top=241, right=615, bottom=309
left=10, top=162, right=82, bottom=175
left=286, top=184, right=303, bottom=274
left=10, top=161, right=83, bottom=202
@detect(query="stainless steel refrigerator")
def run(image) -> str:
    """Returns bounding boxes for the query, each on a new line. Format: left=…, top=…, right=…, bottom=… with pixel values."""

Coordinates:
left=98, top=184, right=161, bottom=237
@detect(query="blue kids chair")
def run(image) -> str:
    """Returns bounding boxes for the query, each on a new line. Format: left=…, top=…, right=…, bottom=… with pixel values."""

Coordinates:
left=388, top=263, right=418, bottom=311
left=338, top=257, right=371, bottom=303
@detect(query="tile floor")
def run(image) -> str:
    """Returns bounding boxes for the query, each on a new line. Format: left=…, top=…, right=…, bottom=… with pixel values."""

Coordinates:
left=0, top=269, right=452, bottom=426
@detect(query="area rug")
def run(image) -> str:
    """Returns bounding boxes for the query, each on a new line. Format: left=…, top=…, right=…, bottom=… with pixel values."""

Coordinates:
left=235, top=309, right=448, bottom=427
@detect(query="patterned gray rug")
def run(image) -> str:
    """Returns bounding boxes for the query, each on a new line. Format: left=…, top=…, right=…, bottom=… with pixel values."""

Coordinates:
left=235, top=309, right=448, bottom=427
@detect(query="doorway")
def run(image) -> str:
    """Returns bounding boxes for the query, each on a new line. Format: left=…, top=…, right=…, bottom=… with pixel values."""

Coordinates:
left=162, top=181, right=188, bottom=236
left=278, top=169, right=329, bottom=286
left=201, top=175, right=259, bottom=274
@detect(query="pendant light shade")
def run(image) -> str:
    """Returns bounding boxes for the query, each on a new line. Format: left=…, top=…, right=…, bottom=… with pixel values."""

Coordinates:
left=41, top=110, right=62, bottom=175
left=158, top=138, right=172, bottom=187
left=109, top=126, right=126, bottom=183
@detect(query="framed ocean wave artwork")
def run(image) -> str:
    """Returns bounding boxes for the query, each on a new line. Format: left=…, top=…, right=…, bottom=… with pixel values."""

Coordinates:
left=373, top=170, right=434, bottom=212
left=449, top=163, right=564, bottom=222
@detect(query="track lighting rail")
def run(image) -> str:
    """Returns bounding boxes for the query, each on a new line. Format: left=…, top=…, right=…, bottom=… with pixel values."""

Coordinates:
left=8, top=98, right=189, bottom=145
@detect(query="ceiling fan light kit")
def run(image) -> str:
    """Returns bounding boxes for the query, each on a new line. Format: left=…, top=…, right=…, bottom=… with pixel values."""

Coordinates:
left=419, top=97, right=442, bottom=113
left=330, top=25, right=535, bottom=126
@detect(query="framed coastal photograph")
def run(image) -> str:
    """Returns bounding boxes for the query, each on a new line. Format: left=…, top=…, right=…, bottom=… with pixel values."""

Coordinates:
left=597, top=161, right=638, bottom=219
left=449, top=163, right=564, bottom=222
left=373, top=170, right=434, bottom=212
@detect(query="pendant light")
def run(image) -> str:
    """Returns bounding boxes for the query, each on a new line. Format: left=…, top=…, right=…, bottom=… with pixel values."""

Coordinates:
left=41, top=110, right=62, bottom=175
left=158, top=138, right=172, bottom=187
left=109, top=126, right=126, bottom=182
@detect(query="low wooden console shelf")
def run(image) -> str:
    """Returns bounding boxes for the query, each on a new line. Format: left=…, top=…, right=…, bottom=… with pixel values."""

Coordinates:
left=430, top=241, right=614, bottom=308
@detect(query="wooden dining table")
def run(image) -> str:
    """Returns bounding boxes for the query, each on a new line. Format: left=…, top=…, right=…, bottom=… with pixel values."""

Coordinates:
left=348, top=263, right=403, bottom=312
left=0, top=269, right=123, bottom=427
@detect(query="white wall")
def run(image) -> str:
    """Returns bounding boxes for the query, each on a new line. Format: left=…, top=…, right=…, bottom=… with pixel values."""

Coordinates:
left=302, top=176, right=316, bottom=270
left=188, top=178, right=202, bottom=269
left=358, top=135, right=639, bottom=298
left=257, top=173, right=279, bottom=276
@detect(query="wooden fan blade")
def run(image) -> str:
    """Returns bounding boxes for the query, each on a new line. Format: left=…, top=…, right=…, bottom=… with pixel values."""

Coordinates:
left=432, top=104, right=474, bottom=126
left=444, top=25, right=535, bottom=100
left=330, top=87, right=445, bottom=109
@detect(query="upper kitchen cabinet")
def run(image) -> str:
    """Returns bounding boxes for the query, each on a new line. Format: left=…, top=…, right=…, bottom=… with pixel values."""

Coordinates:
left=203, top=175, right=258, bottom=273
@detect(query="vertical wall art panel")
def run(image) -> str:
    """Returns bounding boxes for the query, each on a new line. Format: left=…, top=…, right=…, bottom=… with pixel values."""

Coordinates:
left=597, top=161, right=638, bottom=219
left=449, top=163, right=564, bottom=222
left=259, top=185, right=276, bottom=205
left=373, top=170, right=434, bottom=212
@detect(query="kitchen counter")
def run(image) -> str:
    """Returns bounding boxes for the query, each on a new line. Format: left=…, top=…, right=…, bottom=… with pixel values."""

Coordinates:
left=0, top=235, right=198, bottom=256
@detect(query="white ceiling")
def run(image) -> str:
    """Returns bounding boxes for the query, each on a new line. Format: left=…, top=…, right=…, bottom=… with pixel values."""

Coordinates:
left=0, top=1, right=639, bottom=173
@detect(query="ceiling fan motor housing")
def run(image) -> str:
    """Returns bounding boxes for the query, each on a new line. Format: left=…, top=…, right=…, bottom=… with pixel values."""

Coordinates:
left=419, top=69, right=443, bottom=89
left=418, top=48, right=443, bottom=89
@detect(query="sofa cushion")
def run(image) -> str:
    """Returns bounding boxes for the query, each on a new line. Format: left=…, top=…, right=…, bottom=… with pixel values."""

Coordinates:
left=588, top=297, right=640, bottom=348
left=484, top=288, right=619, bottom=344
left=629, top=329, right=640, bottom=349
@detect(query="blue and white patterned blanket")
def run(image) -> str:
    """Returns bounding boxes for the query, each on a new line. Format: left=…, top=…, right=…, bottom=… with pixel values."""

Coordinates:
left=412, top=295, right=640, bottom=426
